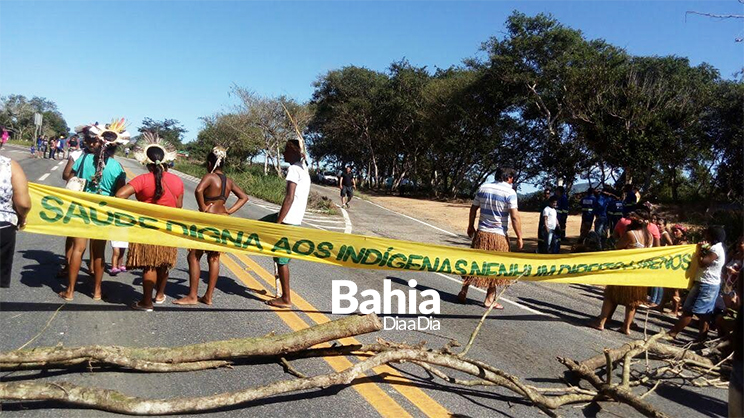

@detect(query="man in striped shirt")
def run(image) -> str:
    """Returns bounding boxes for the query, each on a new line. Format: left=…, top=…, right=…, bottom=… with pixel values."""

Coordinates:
left=458, top=167, right=523, bottom=309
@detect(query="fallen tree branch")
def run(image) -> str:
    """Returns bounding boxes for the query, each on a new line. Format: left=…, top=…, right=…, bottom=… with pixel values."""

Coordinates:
left=0, top=314, right=382, bottom=372
left=558, top=356, right=670, bottom=418
left=1, top=348, right=597, bottom=416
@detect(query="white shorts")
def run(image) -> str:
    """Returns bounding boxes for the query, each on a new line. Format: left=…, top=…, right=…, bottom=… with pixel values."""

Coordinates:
left=110, top=241, right=129, bottom=249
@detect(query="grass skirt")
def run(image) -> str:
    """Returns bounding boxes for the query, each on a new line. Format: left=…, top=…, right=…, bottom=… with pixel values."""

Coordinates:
left=605, top=285, right=647, bottom=308
left=462, top=230, right=511, bottom=289
left=126, top=243, right=177, bottom=270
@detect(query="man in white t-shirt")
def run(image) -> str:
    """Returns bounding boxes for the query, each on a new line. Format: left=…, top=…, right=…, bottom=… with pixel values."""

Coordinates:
left=540, top=196, right=560, bottom=254
left=266, top=139, right=310, bottom=309
left=669, top=226, right=727, bottom=341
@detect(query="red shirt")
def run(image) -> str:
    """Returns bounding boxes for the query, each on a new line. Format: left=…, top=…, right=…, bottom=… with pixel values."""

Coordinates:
left=614, top=217, right=660, bottom=239
left=129, top=172, right=184, bottom=208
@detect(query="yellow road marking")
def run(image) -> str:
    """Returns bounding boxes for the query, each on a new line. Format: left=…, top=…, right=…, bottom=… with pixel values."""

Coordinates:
left=234, top=254, right=450, bottom=418
left=220, top=254, right=412, bottom=418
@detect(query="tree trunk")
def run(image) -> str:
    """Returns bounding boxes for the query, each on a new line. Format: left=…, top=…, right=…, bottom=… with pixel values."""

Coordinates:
left=0, top=314, right=382, bottom=371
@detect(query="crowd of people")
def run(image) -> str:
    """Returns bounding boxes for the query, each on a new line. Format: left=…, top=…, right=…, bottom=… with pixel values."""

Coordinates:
left=2, top=122, right=311, bottom=312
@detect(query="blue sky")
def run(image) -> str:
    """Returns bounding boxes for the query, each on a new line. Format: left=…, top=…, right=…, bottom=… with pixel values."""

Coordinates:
left=1, top=1, right=742, bottom=144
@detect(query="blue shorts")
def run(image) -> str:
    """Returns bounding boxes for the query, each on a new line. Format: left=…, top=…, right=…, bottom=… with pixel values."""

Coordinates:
left=683, top=282, right=720, bottom=315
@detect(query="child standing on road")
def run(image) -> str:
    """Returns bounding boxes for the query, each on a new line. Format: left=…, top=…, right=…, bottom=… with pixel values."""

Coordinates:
left=109, top=241, right=128, bottom=275
left=265, top=139, right=310, bottom=309
left=174, top=147, right=248, bottom=306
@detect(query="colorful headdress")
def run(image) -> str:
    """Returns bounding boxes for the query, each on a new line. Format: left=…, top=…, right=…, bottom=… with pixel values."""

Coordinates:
left=75, top=118, right=131, bottom=146
left=210, top=146, right=227, bottom=172
left=134, top=131, right=177, bottom=166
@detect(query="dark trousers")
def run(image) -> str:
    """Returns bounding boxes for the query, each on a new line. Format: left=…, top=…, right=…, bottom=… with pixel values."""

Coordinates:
left=0, top=222, right=17, bottom=288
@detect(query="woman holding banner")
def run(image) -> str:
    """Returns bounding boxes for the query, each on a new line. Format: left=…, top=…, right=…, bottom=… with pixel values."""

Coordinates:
left=116, top=133, right=183, bottom=311
left=590, top=210, right=653, bottom=335
left=58, top=123, right=128, bottom=301
left=174, top=146, right=248, bottom=306
left=0, top=141, right=31, bottom=288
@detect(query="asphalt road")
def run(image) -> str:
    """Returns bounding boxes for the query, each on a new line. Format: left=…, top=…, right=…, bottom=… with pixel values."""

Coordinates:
left=0, top=145, right=729, bottom=417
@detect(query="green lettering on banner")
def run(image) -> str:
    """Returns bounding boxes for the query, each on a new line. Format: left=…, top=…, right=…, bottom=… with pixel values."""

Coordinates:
left=404, top=254, right=423, bottom=270
left=292, top=239, right=315, bottom=256
left=454, top=259, right=467, bottom=275
left=272, top=237, right=292, bottom=255
left=90, top=203, right=114, bottom=226
left=421, top=256, right=440, bottom=272
left=222, top=230, right=244, bottom=247
left=439, top=258, right=452, bottom=273
left=387, top=253, right=406, bottom=269
left=343, top=246, right=365, bottom=264
left=314, top=241, right=333, bottom=259
left=199, top=227, right=222, bottom=244
left=241, top=233, right=262, bottom=250
left=535, top=265, right=548, bottom=276
left=469, top=261, right=483, bottom=277
left=114, top=212, right=137, bottom=227
left=40, top=195, right=64, bottom=222
left=166, top=221, right=189, bottom=235
left=681, top=254, right=692, bottom=270
left=63, top=202, right=90, bottom=225
left=335, top=245, right=347, bottom=261
left=360, top=248, right=382, bottom=265
left=138, top=216, right=158, bottom=230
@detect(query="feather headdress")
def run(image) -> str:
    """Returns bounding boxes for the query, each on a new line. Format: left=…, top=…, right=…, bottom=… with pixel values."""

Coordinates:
left=134, top=131, right=177, bottom=166
left=210, top=146, right=227, bottom=172
left=75, top=118, right=131, bottom=146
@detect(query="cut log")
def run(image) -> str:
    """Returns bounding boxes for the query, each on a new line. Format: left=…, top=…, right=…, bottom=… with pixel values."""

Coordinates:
left=0, top=314, right=381, bottom=372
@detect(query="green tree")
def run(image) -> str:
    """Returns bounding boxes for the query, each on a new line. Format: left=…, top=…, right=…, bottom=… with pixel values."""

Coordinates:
left=137, top=118, right=187, bottom=148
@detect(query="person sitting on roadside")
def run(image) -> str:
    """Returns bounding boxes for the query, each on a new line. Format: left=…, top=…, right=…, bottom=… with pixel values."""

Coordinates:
left=174, top=147, right=248, bottom=306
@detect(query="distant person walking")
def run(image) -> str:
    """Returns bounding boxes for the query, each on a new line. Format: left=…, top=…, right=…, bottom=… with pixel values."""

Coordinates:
left=0, top=140, right=31, bottom=288
left=265, top=139, right=310, bottom=309
left=338, top=166, right=356, bottom=208
left=579, top=187, right=596, bottom=239
left=57, top=135, right=66, bottom=159
left=458, top=167, right=523, bottom=309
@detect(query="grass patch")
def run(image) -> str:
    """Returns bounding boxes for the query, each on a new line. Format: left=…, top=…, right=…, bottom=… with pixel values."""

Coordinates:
left=174, top=162, right=336, bottom=214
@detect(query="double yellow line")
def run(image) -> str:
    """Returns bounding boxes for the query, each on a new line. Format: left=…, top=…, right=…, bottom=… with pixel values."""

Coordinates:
left=224, top=253, right=450, bottom=418
left=122, top=166, right=449, bottom=417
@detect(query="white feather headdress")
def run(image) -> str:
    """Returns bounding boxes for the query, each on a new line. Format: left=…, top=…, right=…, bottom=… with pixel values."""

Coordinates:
left=210, top=146, right=227, bottom=172
left=134, top=131, right=177, bottom=166
left=75, top=118, right=131, bottom=146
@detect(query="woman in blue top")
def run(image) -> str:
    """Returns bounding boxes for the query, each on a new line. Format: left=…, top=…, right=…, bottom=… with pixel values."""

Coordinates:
left=58, top=124, right=127, bottom=301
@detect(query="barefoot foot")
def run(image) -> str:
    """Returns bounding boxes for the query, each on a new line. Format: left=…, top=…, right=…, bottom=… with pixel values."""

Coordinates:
left=198, top=296, right=212, bottom=306
left=457, top=289, right=468, bottom=304
left=588, top=320, right=604, bottom=331
left=173, top=296, right=199, bottom=305
left=58, top=291, right=73, bottom=301
left=265, top=298, right=291, bottom=309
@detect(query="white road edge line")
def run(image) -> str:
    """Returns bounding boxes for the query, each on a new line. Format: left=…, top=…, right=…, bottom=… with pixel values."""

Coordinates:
left=433, top=273, right=548, bottom=316
left=363, top=199, right=458, bottom=237
left=38, top=173, right=50, bottom=181
left=339, top=206, right=353, bottom=234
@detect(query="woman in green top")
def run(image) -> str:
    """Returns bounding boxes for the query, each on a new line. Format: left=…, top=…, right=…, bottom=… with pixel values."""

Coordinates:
left=58, top=127, right=126, bottom=301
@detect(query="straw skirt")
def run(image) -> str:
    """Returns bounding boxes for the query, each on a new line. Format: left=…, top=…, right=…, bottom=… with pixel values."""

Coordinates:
left=462, top=230, right=511, bottom=289
left=604, top=285, right=648, bottom=308
left=126, top=243, right=177, bottom=270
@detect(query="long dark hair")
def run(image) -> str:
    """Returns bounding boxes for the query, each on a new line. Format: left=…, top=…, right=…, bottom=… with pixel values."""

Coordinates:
left=146, top=146, right=166, bottom=201
left=628, top=210, right=652, bottom=247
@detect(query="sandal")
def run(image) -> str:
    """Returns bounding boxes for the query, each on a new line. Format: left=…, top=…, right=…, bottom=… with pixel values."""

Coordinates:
left=131, top=302, right=153, bottom=312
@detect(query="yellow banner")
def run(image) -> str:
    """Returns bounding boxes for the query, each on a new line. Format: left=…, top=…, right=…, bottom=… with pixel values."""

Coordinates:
left=24, top=183, right=696, bottom=287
